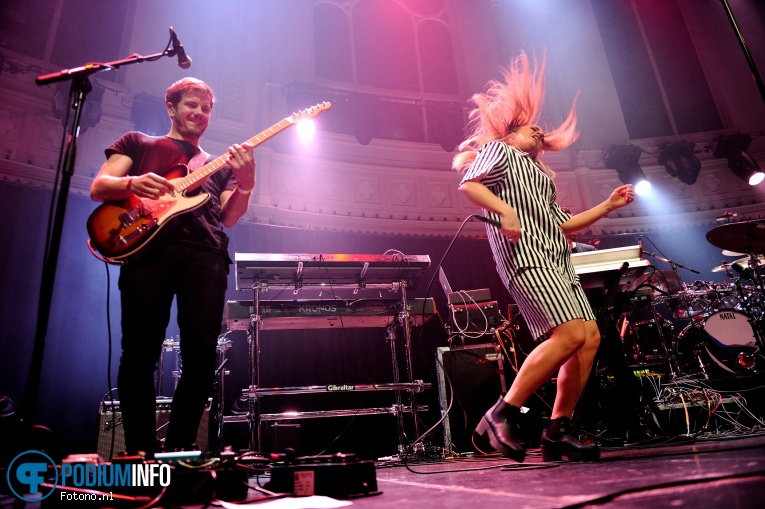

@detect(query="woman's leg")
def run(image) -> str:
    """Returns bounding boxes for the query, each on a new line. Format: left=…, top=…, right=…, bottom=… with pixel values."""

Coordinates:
left=542, top=320, right=601, bottom=461
left=505, top=319, right=588, bottom=408
left=551, top=320, right=600, bottom=419
left=477, top=319, right=588, bottom=461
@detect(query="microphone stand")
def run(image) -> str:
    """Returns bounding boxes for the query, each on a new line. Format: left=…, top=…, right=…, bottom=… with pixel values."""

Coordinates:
left=720, top=0, right=765, bottom=105
left=24, top=45, right=177, bottom=421
left=642, top=251, right=700, bottom=276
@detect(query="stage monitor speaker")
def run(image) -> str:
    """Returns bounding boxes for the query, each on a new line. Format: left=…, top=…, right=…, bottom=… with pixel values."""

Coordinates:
left=97, top=398, right=211, bottom=459
left=436, top=343, right=507, bottom=455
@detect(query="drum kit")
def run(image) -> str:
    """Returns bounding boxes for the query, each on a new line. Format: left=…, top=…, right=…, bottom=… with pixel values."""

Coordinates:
left=620, top=222, right=765, bottom=379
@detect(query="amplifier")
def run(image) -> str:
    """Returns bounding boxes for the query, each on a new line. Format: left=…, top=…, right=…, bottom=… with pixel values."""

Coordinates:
left=436, top=343, right=508, bottom=455
left=96, top=398, right=211, bottom=459
left=449, top=301, right=502, bottom=333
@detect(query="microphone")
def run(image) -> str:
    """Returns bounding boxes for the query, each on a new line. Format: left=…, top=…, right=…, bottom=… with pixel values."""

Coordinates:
left=643, top=250, right=670, bottom=264
left=475, top=215, right=502, bottom=228
left=732, top=262, right=755, bottom=280
left=169, top=27, right=192, bottom=69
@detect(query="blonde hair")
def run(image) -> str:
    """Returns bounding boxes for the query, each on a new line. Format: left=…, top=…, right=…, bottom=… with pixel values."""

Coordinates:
left=452, top=51, right=578, bottom=177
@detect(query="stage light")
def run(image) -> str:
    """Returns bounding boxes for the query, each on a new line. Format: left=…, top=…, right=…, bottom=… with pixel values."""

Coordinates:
left=713, top=133, right=764, bottom=186
left=604, top=144, right=651, bottom=194
left=634, top=180, right=652, bottom=195
left=295, top=118, right=316, bottom=144
left=658, top=141, right=701, bottom=185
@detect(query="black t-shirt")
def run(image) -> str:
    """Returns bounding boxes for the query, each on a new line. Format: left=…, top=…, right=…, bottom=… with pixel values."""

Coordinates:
left=105, top=132, right=238, bottom=259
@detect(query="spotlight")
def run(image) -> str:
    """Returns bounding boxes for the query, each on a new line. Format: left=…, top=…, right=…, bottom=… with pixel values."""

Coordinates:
left=604, top=144, right=651, bottom=194
left=659, top=141, right=701, bottom=185
left=713, top=133, right=764, bottom=186
left=634, top=180, right=652, bottom=196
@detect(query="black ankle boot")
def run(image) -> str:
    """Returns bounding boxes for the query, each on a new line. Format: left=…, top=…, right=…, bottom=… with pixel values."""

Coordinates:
left=541, top=416, right=599, bottom=462
left=475, top=397, right=526, bottom=462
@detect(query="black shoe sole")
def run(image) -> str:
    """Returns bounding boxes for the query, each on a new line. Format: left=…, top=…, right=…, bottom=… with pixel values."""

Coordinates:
left=541, top=440, right=600, bottom=462
left=475, top=416, right=526, bottom=462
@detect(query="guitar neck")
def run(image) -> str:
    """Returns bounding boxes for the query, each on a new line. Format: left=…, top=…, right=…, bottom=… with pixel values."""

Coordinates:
left=173, top=117, right=294, bottom=193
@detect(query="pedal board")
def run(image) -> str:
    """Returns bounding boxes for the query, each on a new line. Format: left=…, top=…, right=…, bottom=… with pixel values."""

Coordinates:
left=264, top=453, right=381, bottom=498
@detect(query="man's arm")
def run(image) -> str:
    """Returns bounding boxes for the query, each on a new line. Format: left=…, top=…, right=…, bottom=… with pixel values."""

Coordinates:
left=90, top=153, right=175, bottom=202
left=220, top=142, right=256, bottom=228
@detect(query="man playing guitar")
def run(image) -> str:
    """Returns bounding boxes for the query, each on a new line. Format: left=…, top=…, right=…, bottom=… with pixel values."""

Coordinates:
left=90, top=77, right=256, bottom=455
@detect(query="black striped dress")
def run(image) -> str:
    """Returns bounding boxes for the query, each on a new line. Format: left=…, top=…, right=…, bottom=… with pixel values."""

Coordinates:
left=460, top=141, right=595, bottom=340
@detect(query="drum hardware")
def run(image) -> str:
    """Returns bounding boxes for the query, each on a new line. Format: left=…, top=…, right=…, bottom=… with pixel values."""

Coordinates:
left=619, top=299, right=681, bottom=378
left=709, top=284, right=740, bottom=311
left=157, top=337, right=181, bottom=397
left=211, top=333, right=234, bottom=456
left=623, top=316, right=676, bottom=366
left=617, top=253, right=694, bottom=378
left=725, top=254, right=765, bottom=282
left=672, top=282, right=713, bottom=320
left=705, top=221, right=765, bottom=354
left=642, top=251, right=700, bottom=282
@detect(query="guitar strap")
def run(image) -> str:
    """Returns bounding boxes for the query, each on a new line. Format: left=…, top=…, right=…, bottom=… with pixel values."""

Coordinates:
left=187, top=148, right=210, bottom=172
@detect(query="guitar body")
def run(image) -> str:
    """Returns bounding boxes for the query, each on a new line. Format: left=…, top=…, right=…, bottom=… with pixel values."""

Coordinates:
left=86, top=165, right=210, bottom=261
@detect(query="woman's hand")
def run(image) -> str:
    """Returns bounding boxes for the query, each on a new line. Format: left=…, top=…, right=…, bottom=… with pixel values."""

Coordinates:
left=500, top=208, right=522, bottom=243
left=607, top=184, right=635, bottom=210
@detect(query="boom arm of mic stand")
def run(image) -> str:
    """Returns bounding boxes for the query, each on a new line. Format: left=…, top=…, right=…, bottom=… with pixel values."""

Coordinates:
left=643, top=251, right=700, bottom=275
left=36, top=50, right=174, bottom=86
left=720, top=0, right=765, bottom=105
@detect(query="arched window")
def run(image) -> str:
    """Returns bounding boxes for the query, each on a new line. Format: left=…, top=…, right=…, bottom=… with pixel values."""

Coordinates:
left=308, top=0, right=464, bottom=149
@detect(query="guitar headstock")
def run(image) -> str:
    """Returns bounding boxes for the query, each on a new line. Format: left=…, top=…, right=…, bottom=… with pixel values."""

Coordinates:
left=288, top=102, right=332, bottom=123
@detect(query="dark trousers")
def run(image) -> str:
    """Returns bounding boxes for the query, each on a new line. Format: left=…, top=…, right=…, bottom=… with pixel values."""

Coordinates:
left=117, top=244, right=228, bottom=454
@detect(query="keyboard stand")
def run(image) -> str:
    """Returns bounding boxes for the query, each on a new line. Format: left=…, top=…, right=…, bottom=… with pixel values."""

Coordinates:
left=225, top=253, right=433, bottom=455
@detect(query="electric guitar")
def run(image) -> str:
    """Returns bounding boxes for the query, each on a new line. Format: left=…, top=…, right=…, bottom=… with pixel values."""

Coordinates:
left=86, top=102, right=331, bottom=262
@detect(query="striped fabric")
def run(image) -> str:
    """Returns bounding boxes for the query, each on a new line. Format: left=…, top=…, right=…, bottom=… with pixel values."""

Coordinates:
left=460, top=141, right=595, bottom=340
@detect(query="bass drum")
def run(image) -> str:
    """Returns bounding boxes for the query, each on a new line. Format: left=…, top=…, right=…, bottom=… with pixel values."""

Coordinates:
left=677, top=310, right=760, bottom=377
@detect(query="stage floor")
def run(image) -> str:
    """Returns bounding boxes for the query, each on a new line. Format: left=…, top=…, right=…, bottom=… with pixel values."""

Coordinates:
left=358, top=434, right=765, bottom=509
left=8, top=433, right=764, bottom=508
left=219, top=433, right=765, bottom=509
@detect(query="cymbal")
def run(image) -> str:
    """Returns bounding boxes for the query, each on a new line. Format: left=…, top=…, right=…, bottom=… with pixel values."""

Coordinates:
left=711, top=261, right=732, bottom=273
left=650, top=270, right=683, bottom=294
left=706, top=222, right=765, bottom=254
left=722, top=249, right=744, bottom=257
